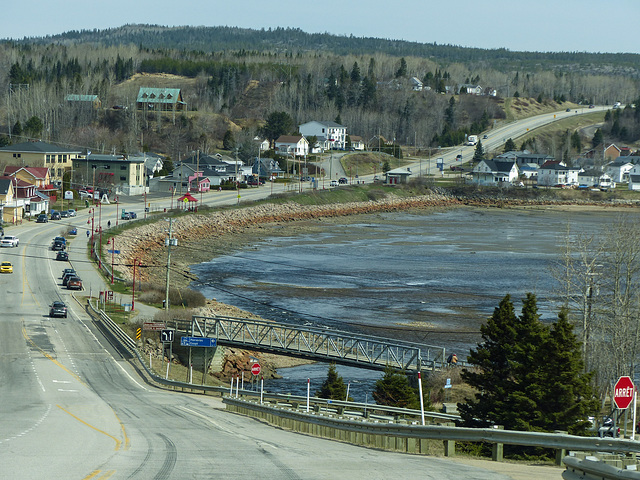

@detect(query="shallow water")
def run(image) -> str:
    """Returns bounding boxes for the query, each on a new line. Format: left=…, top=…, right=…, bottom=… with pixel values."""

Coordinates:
left=190, top=206, right=637, bottom=399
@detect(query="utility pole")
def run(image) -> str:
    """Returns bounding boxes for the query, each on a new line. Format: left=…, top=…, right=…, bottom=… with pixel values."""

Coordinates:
left=164, top=217, right=173, bottom=311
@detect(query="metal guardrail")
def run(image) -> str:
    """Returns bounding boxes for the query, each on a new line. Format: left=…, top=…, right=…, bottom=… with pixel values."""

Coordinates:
left=563, top=456, right=640, bottom=479
left=86, top=301, right=640, bottom=467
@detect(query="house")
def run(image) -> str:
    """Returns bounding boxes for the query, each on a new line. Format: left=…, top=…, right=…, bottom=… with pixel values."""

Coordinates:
left=255, top=138, right=270, bottom=152
left=496, top=151, right=554, bottom=167
left=253, top=157, right=285, bottom=180
left=519, top=164, right=538, bottom=180
left=65, top=94, right=101, bottom=109
left=0, top=141, right=83, bottom=186
left=349, top=135, right=365, bottom=151
left=604, top=159, right=634, bottom=183
left=299, top=121, right=347, bottom=150
left=410, top=77, right=423, bottom=91
left=459, top=84, right=483, bottom=95
left=384, top=167, right=412, bottom=185
left=72, top=153, right=146, bottom=196
left=136, top=87, right=186, bottom=111
left=3, top=166, right=50, bottom=188
left=471, top=159, right=519, bottom=186
left=275, top=135, right=309, bottom=157
left=628, top=165, right=640, bottom=190
left=537, top=161, right=581, bottom=186
left=578, top=169, right=604, bottom=188
left=0, top=177, right=20, bottom=223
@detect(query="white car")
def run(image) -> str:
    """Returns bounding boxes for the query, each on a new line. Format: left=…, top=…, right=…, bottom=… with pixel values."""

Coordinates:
left=0, top=235, right=19, bottom=247
left=67, top=209, right=76, bottom=217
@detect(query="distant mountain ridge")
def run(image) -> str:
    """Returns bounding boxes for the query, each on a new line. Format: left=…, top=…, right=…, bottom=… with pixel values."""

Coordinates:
left=11, top=24, right=640, bottom=73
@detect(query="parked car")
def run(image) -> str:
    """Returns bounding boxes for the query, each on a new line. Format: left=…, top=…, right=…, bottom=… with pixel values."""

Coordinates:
left=67, top=209, right=76, bottom=217
left=60, top=210, right=69, bottom=218
left=56, top=251, right=69, bottom=261
left=36, top=214, right=48, bottom=223
left=246, top=177, right=260, bottom=186
left=49, top=301, right=67, bottom=318
left=1, top=235, right=19, bottom=247
left=69, top=228, right=77, bottom=236
left=66, top=276, right=82, bottom=290
left=0, top=261, right=13, bottom=273
left=50, top=211, right=61, bottom=220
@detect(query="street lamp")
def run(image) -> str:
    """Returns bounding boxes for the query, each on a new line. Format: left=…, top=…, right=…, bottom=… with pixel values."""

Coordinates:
left=132, top=259, right=142, bottom=311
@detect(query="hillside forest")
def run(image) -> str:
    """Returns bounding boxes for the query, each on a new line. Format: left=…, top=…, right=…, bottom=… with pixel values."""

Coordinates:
left=1, top=25, right=640, bottom=162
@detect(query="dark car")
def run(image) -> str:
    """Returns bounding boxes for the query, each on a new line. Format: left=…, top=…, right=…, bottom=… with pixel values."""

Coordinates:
left=66, top=276, right=82, bottom=290
left=49, top=301, right=67, bottom=318
left=129, top=211, right=137, bottom=219
left=62, top=271, right=77, bottom=286
left=338, top=177, right=348, bottom=184
left=36, top=214, right=48, bottom=223
left=52, top=241, right=66, bottom=251
left=56, top=251, right=69, bottom=261
left=50, top=211, right=61, bottom=220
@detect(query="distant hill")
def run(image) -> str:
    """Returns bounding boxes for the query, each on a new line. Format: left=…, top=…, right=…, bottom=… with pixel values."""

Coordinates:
left=13, top=24, right=640, bottom=76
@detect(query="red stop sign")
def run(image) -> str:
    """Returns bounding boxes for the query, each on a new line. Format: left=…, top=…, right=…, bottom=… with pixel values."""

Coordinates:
left=614, top=376, right=635, bottom=409
left=251, top=363, right=261, bottom=376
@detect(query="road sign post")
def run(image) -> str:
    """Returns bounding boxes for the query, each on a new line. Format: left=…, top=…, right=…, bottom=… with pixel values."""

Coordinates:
left=251, top=363, right=261, bottom=376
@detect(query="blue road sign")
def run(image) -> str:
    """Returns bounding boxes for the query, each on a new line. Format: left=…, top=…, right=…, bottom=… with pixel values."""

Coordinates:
left=180, top=336, right=216, bottom=348
left=107, top=249, right=120, bottom=254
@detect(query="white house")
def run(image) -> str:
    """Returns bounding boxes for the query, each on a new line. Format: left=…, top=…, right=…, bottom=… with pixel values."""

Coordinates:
left=349, top=135, right=365, bottom=151
left=628, top=165, right=640, bottom=190
left=275, top=135, right=309, bottom=157
left=537, top=161, right=580, bottom=186
left=471, top=159, right=519, bottom=186
left=459, top=84, right=483, bottom=95
left=604, top=159, right=634, bottom=183
left=410, top=77, right=423, bottom=91
left=299, top=121, right=347, bottom=150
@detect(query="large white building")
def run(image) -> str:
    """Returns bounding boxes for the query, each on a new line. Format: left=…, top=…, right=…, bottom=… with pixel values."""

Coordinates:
left=299, top=121, right=347, bottom=151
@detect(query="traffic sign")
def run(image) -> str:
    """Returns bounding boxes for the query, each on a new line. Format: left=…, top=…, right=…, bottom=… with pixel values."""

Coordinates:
left=143, top=322, right=166, bottom=331
left=614, top=376, right=635, bottom=409
left=161, top=329, right=175, bottom=343
left=180, top=336, right=216, bottom=348
left=251, top=363, right=261, bottom=376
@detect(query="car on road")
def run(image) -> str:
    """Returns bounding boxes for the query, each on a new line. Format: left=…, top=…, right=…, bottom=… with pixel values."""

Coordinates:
left=66, top=276, right=82, bottom=290
left=566, top=108, right=571, bottom=112
left=49, top=301, right=68, bottom=318
left=456, top=154, right=463, bottom=161
left=0, top=235, right=19, bottom=247
left=60, top=210, right=69, bottom=218
left=450, top=166, right=464, bottom=172
left=56, top=251, right=69, bottom=261
left=50, top=211, right=61, bottom=220
left=62, top=271, right=77, bottom=286
left=330, top=180, right=338, bottom=187
left=69, top=228, right=77, bottom=236
left=36, top=214, right=48, bottom=223
left=483, top=134, right=488, bottom=139
left=338, top=177, right=348, bottom=184
left=52, top=239, right=66, bottom=251
left=67, top=209, right=76, bottom=217
left=589, top=104, right=595, bottom=109
left=0, top=262, right=13, bottom=273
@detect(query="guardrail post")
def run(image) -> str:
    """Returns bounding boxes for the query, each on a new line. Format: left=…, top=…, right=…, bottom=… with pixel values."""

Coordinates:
left=554, top=431, right=567, bottom=466
left=444, top=439, right=456, bottom=457
left=492, top=426, right=504, bottom=462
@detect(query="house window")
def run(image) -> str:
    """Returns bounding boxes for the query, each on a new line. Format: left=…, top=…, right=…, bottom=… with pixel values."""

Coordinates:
left=121, top=165, right=127, bottom=170
left=120, top=176, right=126, bottom=181
left=13, top=153, right=21, bottom=158
left=57, top=168, right=62, bottom=176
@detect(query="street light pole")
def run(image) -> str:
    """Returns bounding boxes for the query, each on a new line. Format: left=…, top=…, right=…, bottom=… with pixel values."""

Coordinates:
left=164, top=218, right=173, bottom=311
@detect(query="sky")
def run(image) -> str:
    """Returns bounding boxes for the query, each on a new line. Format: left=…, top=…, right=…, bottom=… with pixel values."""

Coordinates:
left=5, top=0, right=640, bottom=54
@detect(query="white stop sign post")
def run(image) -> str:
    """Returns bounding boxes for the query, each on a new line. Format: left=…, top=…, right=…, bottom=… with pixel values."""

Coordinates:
left=613, top=376, right=637, bottom=440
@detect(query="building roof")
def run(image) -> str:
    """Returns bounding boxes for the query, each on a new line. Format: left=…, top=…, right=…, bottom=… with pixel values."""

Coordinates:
left=300, top=120, right=345, bottom=128
left=0, top=178, right=11, bottom=195
left=137, top=87, right=184, bottom=105
left=482, top=160, right=516, bottom=173
left=3, top=166, right=49, bottom=179
left=83, top=154, right=145, bottom=164
left=276, top=135, right=306, bottom=144
left=0, top=141, right=82, bottom=154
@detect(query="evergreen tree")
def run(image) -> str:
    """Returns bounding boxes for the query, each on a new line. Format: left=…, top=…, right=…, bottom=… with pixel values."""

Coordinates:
left=538, top=309, right=597, bottom=434
left=350, top=62, right=361, bottom=83
left=395, top=57, right=407, bottom=78
left=316, top=363, right=351, bottom=401
left=262, top=111, right=293, bottom=148
left=571, top=131, right=582, bottom=152
left=472, top=140, right=485, bottom=163
left=504, top=138, right=517, bottom=153
left=592, top=128, right=604, bottom=148
left=12, top=120, right=22, bottom=138
left=222, top=129, right=236, bottom=150
left=373, top=366, right=419, bottom=409
left=459, top=294, right=597, bottom=433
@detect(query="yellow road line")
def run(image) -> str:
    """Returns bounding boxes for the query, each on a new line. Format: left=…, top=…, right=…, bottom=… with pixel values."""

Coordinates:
left=57, top=405, right=122, bottom=450
left=82, top=470, right=116, bottom=479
